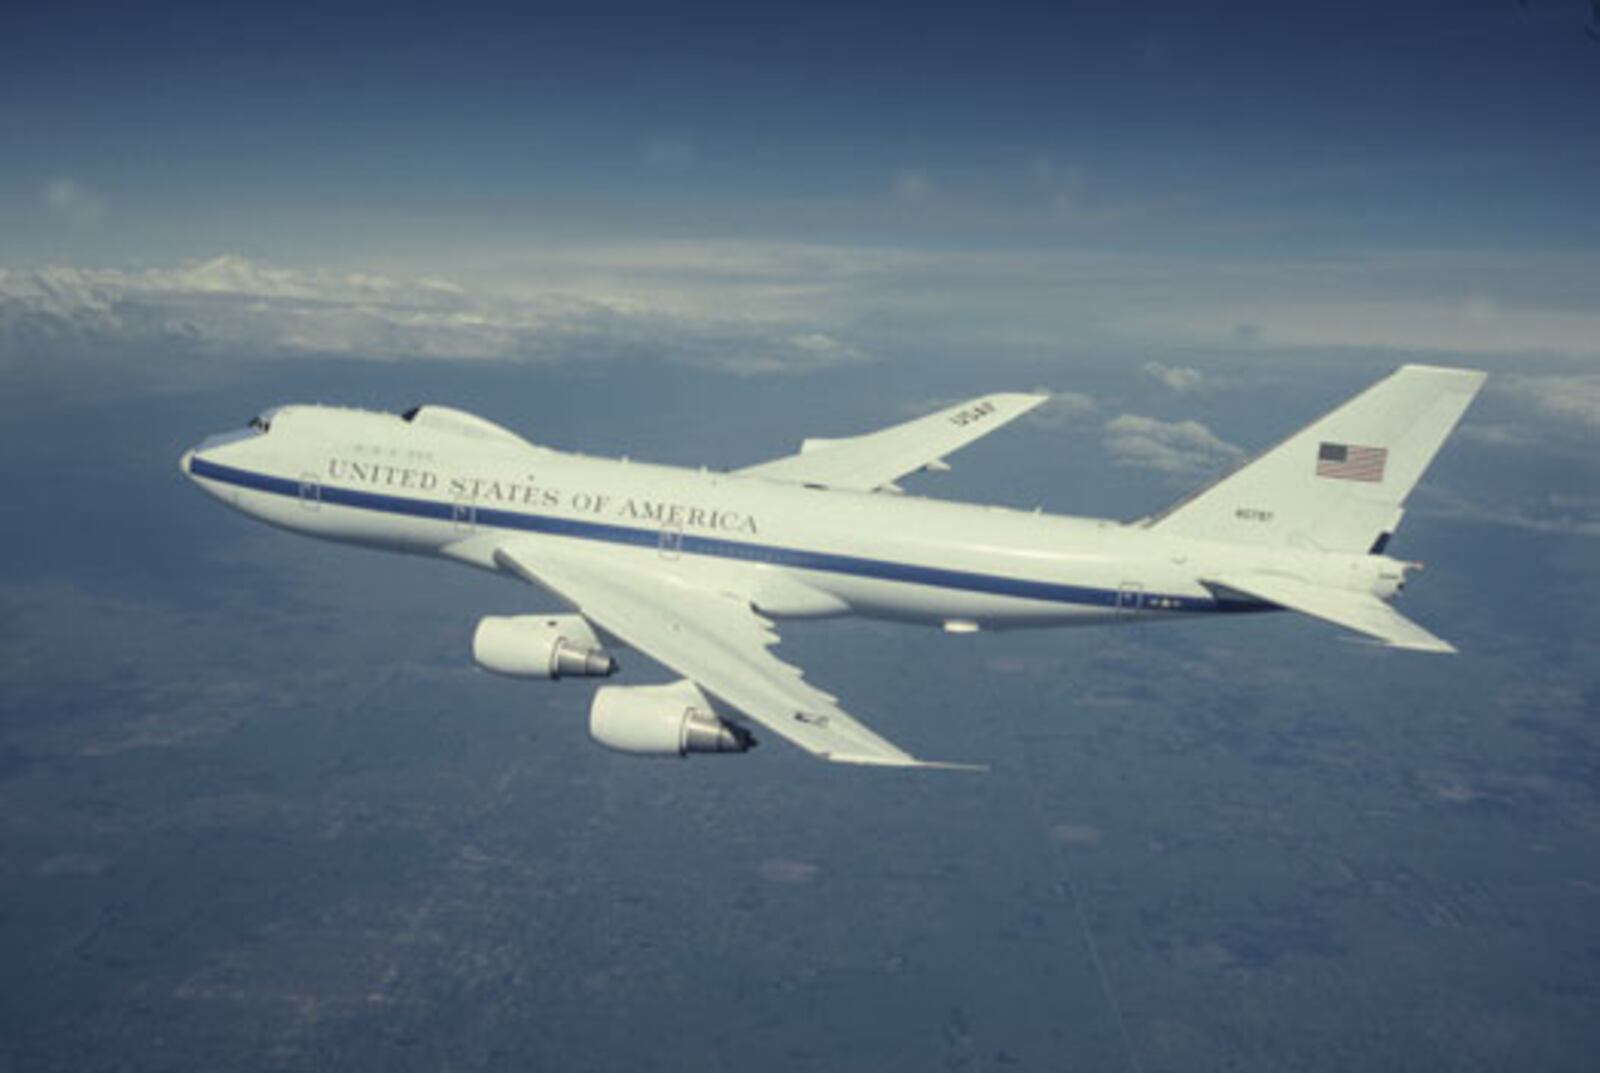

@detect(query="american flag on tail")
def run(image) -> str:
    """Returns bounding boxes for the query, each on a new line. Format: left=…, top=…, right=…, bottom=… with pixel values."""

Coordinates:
left=1316, top=442, right=1387, bottom=482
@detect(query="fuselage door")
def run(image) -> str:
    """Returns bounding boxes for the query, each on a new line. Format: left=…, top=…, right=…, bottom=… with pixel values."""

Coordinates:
left=1116, top=582, right=1144, bottom=612
left=452, top=495, right=477, bottom=533
left=298, top=473, right=321, bottom=511
left=659, top=520, right=684, bottom=561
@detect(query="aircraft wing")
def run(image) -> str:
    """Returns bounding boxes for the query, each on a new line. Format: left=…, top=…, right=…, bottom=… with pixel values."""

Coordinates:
left=493, top=536, right=979, bottom=768
left=1204, top=572, right=1457, bottom=654
left=737, top=392, right=1048, bottom=492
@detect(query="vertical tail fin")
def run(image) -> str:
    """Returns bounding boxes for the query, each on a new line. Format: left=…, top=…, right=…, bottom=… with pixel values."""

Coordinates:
left=1147, top=365, right=1485, bottom=552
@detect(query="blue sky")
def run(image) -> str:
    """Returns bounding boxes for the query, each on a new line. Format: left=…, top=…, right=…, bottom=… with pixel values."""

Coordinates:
left=5, top=3, right=1599, bottom=383
left=5, top=1, right=1598, bottom=260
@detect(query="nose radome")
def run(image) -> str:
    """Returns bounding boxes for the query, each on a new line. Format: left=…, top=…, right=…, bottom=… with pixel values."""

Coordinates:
left=179, top=449, right=195, bottom=477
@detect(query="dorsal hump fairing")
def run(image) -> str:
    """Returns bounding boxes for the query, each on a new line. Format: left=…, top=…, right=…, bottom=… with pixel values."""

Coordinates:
left=400, top=406, right=536, bottom=449
left=1146, top=365, right=1485, bottom=554
left=245, top=404, right=539, bottom=453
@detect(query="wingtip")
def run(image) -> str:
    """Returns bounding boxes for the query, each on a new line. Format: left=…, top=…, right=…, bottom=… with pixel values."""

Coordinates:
left=1404, top=638, right=1459, bottom=655
left=1342, top=633, right=1458, bottom=655
left=983, top=391, right=1051, bottom=411
left=1393, top=364, right=1488, bottom=392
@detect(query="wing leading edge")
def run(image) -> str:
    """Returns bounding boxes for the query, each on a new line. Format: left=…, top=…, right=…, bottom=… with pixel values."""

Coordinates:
left=737, top=392, right=1048, bottom=492
left=493, top=536, right=982, bottom=769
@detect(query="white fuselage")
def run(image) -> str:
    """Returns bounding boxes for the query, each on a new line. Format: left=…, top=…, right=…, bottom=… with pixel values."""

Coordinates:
left=180, top=404, right=1399, bottom=632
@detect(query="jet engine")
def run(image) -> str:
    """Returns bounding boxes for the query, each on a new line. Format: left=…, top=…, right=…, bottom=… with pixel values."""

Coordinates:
left=589, top=680, right=755, bottom=758
left=472, top=614, right=617, bottom=679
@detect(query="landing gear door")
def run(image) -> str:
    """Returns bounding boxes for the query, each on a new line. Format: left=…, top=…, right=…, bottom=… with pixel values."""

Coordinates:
left=1116, top=582, right=1144, bottom=612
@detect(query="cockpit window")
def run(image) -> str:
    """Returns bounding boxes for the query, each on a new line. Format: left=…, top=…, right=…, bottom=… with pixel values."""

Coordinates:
left=248, top=415, right=271, bottom=433
left=401, top=406, right=421, bottom=423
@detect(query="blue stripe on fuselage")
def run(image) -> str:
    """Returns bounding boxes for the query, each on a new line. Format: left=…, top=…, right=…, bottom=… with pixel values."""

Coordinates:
left=189, top=456, right=1264, bottom=615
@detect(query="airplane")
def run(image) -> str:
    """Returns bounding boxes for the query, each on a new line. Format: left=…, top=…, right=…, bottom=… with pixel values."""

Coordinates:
left=181, top=363, right=1484, bottom=769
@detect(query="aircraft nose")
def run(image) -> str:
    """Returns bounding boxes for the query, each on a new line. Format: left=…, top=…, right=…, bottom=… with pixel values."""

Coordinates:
left=179, top=448, right=195, bottom=478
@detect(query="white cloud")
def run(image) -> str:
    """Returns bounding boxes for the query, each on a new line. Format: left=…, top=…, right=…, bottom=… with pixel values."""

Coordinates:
left=1454, top=374, right=1600, bottom=460
left=338, top=241, right=1600, bottom=369
left=1502, top=373, right=1600, bottom=429
left=1130, top=293, right=1600, bottom=361
left=683, top=330, right=869, bottom=376
left=1141, top=361, right=1204, bottom=392
left=1412, top=484, right=1600, bottom=539
left=40, top=178, right=107, bottom=226
left=1103, top=413, right=1243, bottom=479
left=0, top=255, right=875, bottom=377
left=8, top=242, right=1599, bottom=392
left=785, top=330, right=865, bottom=365
left=1025, top=390, right=1097, bottom=428
left=574, top=243, right=1600, bottom=369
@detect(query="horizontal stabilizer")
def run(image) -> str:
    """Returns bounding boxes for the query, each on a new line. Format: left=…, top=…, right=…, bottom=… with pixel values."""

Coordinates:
left=1205, top=572, right=1457, bottom=654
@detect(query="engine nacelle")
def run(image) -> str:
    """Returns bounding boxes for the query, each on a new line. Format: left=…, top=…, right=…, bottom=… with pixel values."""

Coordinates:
left=589, top=681, right=755, bottom=758
left=472, top=614, right=617, bottom=679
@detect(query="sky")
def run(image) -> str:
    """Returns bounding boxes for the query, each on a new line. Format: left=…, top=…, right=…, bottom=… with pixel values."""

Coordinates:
left=2, top=3, right=1599, bottom=1071
left=4, top=0, right=1600, bottom=376
left=3, top=2, right=1597, bottom=257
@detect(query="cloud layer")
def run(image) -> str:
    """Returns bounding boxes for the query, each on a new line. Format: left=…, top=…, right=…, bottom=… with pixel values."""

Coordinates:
left=7, top=244, right=1600, bottom=383
left=0, top=255, right=871, bottom=377
left=1102, top=414, right=1244, bottom=480
left=1504, top=373, right=1600, bottom=430
left=1142, top=361, right=1204, bottom=392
